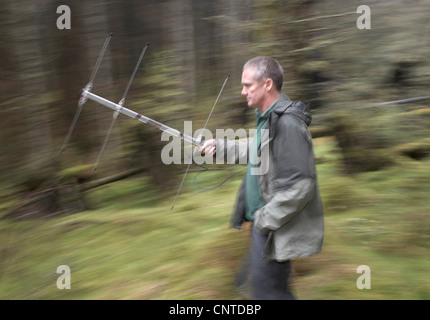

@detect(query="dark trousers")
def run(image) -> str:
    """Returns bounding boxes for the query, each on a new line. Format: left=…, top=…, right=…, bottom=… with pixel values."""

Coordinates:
left=235, top=227, right=296, bottom=300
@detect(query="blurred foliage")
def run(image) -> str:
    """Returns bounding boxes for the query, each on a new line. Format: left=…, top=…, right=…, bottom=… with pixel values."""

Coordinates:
left=0, top=0, right=430, bottom=300
left=0, top=137, right=429, bottom=299
left=1, top=0, right=429, bottom=196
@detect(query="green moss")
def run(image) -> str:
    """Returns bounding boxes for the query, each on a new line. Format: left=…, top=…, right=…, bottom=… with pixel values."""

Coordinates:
left=1, top=139, right=429, bottom=300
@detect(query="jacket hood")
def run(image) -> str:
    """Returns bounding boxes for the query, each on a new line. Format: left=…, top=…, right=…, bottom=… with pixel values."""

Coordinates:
left=273, top=94, right=312, bottom=126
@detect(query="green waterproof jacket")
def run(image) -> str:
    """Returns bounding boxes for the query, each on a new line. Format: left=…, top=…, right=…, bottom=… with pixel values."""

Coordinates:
left=217, top=94, right=324, bottom=262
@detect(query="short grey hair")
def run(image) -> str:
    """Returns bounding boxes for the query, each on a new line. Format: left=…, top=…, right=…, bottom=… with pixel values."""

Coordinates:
left=243, top=56, right=284, bottom=92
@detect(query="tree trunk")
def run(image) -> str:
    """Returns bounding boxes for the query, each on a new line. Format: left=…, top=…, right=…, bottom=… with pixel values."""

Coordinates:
left=6, top=1, right=55, bottom=180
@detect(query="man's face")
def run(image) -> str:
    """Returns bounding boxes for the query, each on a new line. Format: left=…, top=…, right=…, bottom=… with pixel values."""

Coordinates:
left=241, top=68, right=267, bottom=110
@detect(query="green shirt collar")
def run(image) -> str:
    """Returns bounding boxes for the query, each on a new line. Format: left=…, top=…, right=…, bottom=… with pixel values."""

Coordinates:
left=255, top=98, right=279, bottom=121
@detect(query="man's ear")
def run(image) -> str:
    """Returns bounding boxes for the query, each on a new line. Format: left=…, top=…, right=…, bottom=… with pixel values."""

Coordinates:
left=265, top=78, right=274, bottom=92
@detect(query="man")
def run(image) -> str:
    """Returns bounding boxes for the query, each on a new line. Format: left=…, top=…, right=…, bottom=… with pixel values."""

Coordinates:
left=200, top=56, right=324, bottom=300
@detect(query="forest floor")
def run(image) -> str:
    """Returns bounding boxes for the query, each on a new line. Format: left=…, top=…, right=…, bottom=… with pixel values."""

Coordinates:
left=0, top=136, right=429, bottom=300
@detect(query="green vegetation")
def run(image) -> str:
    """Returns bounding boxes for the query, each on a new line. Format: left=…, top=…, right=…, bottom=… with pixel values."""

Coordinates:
left=1, top=136, right=428, bottom=300
left=1, top=0, right=429, bottom=300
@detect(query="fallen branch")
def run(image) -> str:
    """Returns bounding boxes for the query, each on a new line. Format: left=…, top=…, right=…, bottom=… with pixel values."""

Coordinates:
left=2, top=166, right=147, bottom=220
left=378, top=96, right=430, bottom=105
left=80, top=167, right=146, bottom=191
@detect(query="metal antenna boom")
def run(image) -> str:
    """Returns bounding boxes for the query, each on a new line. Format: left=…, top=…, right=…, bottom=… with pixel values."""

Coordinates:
left=65, top=35, right=231, bottom=211
left=79, top=89, right=203, bottom=146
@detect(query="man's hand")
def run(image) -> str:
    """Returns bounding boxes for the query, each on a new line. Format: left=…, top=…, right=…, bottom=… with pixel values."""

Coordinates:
left=199, top=139, right=216, bottom=156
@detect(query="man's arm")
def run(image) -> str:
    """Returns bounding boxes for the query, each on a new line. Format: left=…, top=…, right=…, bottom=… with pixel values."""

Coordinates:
left=254, top=116, right=316, bottom=233
left=199, top=138, right=250, bottom=164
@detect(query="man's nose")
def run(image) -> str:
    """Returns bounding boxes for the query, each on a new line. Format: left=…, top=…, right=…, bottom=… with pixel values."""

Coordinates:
left=241, top=87, right=246, bottom=96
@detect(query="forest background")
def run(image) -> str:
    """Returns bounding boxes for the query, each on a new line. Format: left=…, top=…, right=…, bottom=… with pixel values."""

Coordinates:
left=0, top=0, right=429, bottom=300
